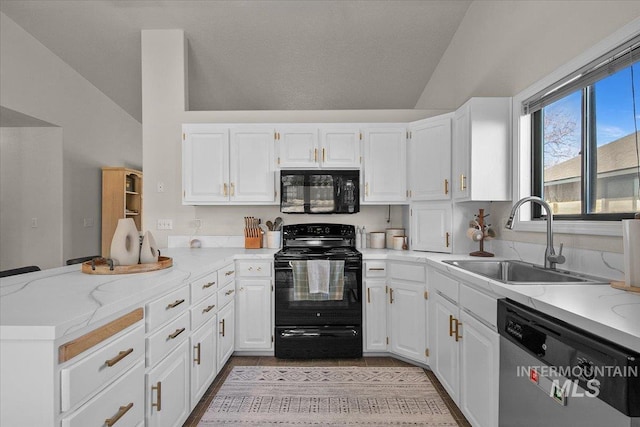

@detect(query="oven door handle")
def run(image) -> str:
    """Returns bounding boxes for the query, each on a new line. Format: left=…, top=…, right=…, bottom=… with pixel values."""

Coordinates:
left=280, top=329, right=358, bottom=338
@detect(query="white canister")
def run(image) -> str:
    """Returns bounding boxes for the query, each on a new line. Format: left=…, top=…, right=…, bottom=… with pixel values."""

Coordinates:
left=392, top=236, right=405, bottom=250
left=267, top=231, right=282, bottom=249
left=370, top=232, right=386, bottom=249
left=385, top=228, right=405, bottom=248
left=622, top=219, right=640, bottom=287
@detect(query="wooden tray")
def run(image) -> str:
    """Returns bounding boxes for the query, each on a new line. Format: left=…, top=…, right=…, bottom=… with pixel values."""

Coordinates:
left=81, top=256, right=173, bottom=275
left=610, top=281, right=640, bottom=293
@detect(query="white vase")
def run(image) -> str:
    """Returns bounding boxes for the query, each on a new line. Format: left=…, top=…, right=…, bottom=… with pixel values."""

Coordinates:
left=140, top=231, right=159, bottom=264
left=110, top=218, right=140, bottom=265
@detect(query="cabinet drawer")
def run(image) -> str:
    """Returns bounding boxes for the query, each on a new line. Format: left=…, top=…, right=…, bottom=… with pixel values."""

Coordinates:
left=145, top=286, right=190, bottom=333
left=191, top=271, right=218, bottom=304
left=61, top=361, right=144, bottom=427
left=217, top=281, right=235, bottom=309
left=430, top=268, right=459, bottom=302
left=218, top=263, right=236, bottom=286
left=364, top=261, right=386, bottom=277
left=236, top=260, right=271, bottom=277
left=388, top=262, right=426, bottom=283
left=191, top=293, right=218, bottom=331
left=460, top=283, right=497, bottom=329
left=146, top=312, right=190, bottom=368
left=61, top=324, right=144, bottom=412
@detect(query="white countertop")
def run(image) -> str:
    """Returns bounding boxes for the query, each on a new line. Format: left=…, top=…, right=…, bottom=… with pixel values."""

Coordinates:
left=2, top=247, right=639, bottom=353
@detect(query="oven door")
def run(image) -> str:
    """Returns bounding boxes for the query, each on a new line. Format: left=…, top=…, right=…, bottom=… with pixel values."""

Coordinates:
left=274, top=261, right=362, bottom=326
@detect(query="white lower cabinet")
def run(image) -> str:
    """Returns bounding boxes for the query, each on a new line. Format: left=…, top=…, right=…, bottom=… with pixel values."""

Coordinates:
left=217, top=300, right=235, bottom=367
left=388, top=280, right=427, bottom=363
left=364, top=278, right=387, bottom=352
left=190, top=318, right=217, bottom=410
left=145, top=341, right=191, bottom=427
left=62, top=361, right=145, bottom=427
left=235, top=278, right=272, bottom=350
left=429, top=267, right=499, bottom=427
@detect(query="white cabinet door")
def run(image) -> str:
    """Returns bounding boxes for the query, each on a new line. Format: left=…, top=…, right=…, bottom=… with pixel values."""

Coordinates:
left=387, top=282, right=426, bottom=363
left=363, top=127, right=407, bottom=203
left=235, top=279, right=272, bottom=350
left=409, top=115, right=452, bottom=201
left=452, top=97, right=511, bottom=201
left=190, top=319, right=217, bottom=410
left=278, top=127, right=319, bottom=168
left=410, top=201, right=452, bottom=253
left=217, top=301, right=235, bottom=369
left=145, top=341, right=190, bottom=427
left=431, top=292, right=460, bottom=404
left=230, top=127, right=276, bottom=202
left=452, top=105, right=470, bottom=200
left=320, top=127, right=361, bottom=168
left=459, top=311, right=499, bottom=427
left=182, top=125, right=229, bottom=203
left=364, top=278, right=387, bottom=352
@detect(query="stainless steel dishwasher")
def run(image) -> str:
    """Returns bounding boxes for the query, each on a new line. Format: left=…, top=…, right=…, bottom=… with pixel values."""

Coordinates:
left=498, top=299, right=640, bottom=427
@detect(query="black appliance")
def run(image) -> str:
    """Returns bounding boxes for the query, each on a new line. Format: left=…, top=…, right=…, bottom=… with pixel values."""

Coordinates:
left=498, top=299, right=640, bottom=426
left=280, top=170, right=359, bottom=214
left=274, top=223, right=362, bottom=359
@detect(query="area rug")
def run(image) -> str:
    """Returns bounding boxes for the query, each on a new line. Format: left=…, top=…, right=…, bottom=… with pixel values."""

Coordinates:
left=197, top=366, right=459, bottom=426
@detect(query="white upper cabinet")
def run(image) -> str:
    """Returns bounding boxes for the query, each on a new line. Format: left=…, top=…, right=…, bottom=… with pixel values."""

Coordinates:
left=182, top=125, right=229, bottom=203
left=230, top=128, right=276, bottom=202
left=277, top=127, right=319, bottom=168
left=452, top=97, right=511, bottom=201
left=362, top=126, right=407, bottom=204
left=277, top=125, right=361, bottom=169
left=408, top=114, right=452, bottom=201
left=411, top=201, right=452, bottom=253
left=320, top=127, right=361, bottom=168
left=182, top=124, right=276, bottom=205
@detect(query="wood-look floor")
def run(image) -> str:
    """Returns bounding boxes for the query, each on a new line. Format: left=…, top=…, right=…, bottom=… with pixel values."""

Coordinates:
left=183, top=356, right=471, bottom=427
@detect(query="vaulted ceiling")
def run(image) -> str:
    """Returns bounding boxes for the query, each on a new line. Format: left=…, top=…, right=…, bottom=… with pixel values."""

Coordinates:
left=0, top=1, right=472, bottom=122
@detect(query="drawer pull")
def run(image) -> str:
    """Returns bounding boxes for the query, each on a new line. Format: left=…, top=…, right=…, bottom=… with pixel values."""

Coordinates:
left=368, top=267, right=385, bottom=271
left=194, top=342, right=201, bottom=365
left=151, top=381, right=162, bottom=411
left=105, top=402, right=133, bottom=426
left=168, top=328, right=185, bottom=340
left=225, top=270, right=234, bottom=276
left=225, top=289, right=235, bottom=296
left=166, top=299, right=185, bottom=309
left=105, top=348, right=134, bottom=367
left=203, top=304, right=216, bottom=313
left=220, top=319, right=225, bottom=337
left=203, top=281, right=216, bottom=289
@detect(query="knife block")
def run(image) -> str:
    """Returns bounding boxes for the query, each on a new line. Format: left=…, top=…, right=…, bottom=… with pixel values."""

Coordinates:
left=244, top=236, right=262, bottom=249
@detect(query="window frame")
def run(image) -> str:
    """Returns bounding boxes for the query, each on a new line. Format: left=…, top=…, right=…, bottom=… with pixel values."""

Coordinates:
left=530, top=83, right=638, bottom=222
left=512, top=19, right=640, bottom=237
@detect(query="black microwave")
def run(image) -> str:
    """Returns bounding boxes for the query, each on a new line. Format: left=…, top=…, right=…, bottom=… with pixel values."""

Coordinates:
left=280, top=170, right=359, bottom=214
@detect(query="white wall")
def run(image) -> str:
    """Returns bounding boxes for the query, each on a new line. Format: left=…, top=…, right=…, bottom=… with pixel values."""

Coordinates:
left=0, top=128, right=63, bottom=270
left=415, top=2, right=640, bottom=254
left=141, top=29, right=441, bottom=248
left=0, top=13, right=142, bottom=265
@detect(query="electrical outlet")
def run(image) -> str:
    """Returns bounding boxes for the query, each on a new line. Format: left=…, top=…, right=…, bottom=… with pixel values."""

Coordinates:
left=31, top=218, right=38, bottom=228
left=83, top=218, right=94, bottom=227
left=191, top=218, right=202, bottom=228
left=157, top=219, right=173, bottom=230
left=157, top=182, right=164, bottom=193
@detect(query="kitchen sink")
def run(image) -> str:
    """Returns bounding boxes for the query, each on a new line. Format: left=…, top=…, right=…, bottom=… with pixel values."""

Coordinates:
left=442, top=259, right=609, bottom=285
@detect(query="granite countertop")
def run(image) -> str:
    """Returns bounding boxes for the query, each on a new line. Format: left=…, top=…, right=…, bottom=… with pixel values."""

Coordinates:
left=1, top=247, right=638, bottom=354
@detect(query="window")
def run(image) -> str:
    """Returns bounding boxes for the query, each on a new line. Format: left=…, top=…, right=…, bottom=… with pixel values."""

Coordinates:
left=527, top=39, right=640, bottom=221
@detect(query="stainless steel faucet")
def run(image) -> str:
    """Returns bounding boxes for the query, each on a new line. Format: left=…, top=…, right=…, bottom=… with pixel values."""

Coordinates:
left=505, top=196, right=565, bottom=269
